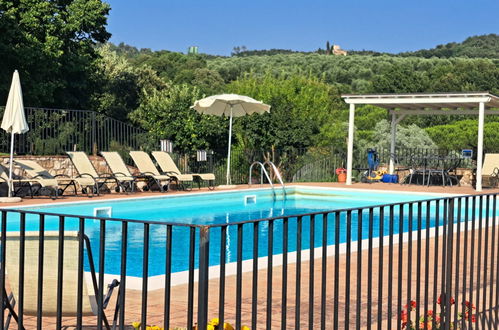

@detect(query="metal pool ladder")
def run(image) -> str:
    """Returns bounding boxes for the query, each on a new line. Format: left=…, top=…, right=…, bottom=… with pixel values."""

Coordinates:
left=248, top=161, right=286, bottom=199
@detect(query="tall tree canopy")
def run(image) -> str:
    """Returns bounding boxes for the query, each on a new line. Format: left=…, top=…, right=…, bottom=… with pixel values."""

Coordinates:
left=0, top=0, right=111, bottom=108
left=228, top=74, right=344, bottom=150
left=129, top=84, right=227, bottom=152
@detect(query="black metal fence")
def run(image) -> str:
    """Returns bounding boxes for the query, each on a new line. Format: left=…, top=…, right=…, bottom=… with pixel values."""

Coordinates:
left=0, top=106, right=477, bottom=188
left=0, top=192, right=498, bottom=329
left=187, top=147, right=474, bottom=186
left=0, top=107, right=148, bottom=155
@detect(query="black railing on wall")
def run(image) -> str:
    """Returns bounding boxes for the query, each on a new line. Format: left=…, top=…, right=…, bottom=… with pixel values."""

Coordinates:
left=0, top=192, right=497, bottom=329
left=0, top=106, right=476, bottom=187
left=0, top=107, right=148, bottom=155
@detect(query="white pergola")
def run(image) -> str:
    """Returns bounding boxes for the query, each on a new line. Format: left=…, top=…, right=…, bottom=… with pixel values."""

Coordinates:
left=342, top=92, right=499, bottom=191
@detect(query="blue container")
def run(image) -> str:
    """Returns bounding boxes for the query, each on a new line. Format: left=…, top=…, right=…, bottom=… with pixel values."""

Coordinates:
left=382, top=174, right=399, bottom=183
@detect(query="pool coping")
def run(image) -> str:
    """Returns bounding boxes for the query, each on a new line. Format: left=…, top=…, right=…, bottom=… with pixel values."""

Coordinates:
left=0, top=184, right=464, bottom=210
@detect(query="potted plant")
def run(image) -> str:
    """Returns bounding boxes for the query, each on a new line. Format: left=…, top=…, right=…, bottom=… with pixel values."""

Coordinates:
left=336, top=167, right=347, bottom=183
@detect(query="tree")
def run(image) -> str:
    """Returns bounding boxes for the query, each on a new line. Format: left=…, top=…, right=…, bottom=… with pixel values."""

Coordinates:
left=132, top=51, right=207, bottom=83
left=426, top=120, right=499, bottom=152
left=357, top=119, right=437, bottom=152
left=400, top=34, right=499, bottom=59
left=228, top=74, right=343, bottom=150
left=191, top=68, right=225, bottom=95
left=129, top=84, right=227, bottom=152
left=91, top=44, right=167, bottom=121
left=0, top=0, right=111, bottom=108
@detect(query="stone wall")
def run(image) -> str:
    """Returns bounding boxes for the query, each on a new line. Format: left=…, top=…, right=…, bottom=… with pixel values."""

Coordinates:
left=0, top=155, right=141, bottom=195
left=0, top=155, right=112, bottom=178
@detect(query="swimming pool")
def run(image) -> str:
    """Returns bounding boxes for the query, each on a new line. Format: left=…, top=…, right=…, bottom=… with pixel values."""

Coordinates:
left=4, top=186, right=452, bottom=277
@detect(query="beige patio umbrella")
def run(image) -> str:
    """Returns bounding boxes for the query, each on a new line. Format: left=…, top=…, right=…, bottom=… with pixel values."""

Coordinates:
left=1, top=70, right=29, bottom=200
left=192, top=94, right=270, bottom=187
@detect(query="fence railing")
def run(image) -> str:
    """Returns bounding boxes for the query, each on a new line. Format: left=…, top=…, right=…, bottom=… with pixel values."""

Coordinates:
left=0, top=105, right=476, bottom=186
left=0, top=107, right=148, bottom=155
left=184, top=147, right=474, bottom=186
left=0, top=192, right=497, bottom=329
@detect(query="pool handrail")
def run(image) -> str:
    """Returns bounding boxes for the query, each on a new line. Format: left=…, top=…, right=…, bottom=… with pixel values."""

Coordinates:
left=263, top=160, right=286, bottom=198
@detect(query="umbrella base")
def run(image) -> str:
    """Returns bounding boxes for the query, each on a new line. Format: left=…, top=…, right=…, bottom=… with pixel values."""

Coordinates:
left=0, top=197, right=22, bottom=203
left=217, top=185, right=237, bottom=189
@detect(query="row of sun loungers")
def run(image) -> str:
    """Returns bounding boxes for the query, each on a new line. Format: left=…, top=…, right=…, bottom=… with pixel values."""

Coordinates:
left=0, top=151, right=216, bottom=198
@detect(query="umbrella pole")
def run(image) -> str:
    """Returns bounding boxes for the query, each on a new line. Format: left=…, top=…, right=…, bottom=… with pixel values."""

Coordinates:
left=226, top=107, right=233, bottom=185
left=7, top=131, right=14, bottom=198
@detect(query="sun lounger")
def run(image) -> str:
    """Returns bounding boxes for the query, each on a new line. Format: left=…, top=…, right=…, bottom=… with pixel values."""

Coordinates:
left=66, top=151, right=132, bottom=195
left=479, top=153, right=499, bottom=187
left=152, top=151, right=215, bottom=190
left=100, top=152, right=138, bottom=192
left=0, top=164, right=59, bottom=199
left=13, top=159, right=95, bottom=197
left=129, top=151, right=171, bottom=192
left=4, top=231, right=121, bottom=329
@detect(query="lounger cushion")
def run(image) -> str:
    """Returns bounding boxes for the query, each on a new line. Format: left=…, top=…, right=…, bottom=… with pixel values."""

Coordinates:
left=169, top=173, right=193, bottom=181
left=194, top=173, right=216, bottom=181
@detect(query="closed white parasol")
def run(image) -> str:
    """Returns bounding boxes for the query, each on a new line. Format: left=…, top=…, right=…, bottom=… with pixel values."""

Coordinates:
left=1, top=70, right=29, bottom=201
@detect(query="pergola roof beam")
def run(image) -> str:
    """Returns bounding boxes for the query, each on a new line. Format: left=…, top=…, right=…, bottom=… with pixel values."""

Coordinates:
left=389, top=109, right=499, bottom=116
left=342, top=92, right=499, bottom=110
left=344, top=96, right=492, bottom=105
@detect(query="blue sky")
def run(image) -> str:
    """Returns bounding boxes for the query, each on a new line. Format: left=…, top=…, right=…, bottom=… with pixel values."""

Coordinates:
left=105, top=0, right=499, bottom=55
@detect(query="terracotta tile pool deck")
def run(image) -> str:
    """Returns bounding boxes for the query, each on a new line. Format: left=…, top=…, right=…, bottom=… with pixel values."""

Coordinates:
left=2, top=182, right=498, bottom=329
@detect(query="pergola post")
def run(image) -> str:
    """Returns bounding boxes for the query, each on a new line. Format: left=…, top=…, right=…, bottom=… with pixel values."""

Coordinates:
left=476, top=101, right=485, bottom=191
left=389, top=113, right=397, bottom=174
left=346, top=103, right=355, bottom=185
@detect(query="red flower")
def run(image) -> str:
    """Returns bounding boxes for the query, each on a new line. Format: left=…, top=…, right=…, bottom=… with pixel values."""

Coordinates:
left=427, top=310, right=433, bottom=317
left=464, top=301, right=476, bottom=310
left=335, top=168, right=346, bottom=175
left=400, top=310, right=408, bottom=323
left=437, top=295, right=454, bottom=305
left=471, top=315, right=477, bottom=323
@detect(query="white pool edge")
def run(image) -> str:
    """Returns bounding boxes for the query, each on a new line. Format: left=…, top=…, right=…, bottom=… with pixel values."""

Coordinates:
left=2, top=184, right=462, bottom=210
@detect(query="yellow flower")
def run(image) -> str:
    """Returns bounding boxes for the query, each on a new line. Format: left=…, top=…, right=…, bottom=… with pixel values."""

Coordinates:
left=241, top=326, right=251, bottom=330
left=223, top=322, right=235, bottom=330
left=132, top=322, right=141, bottom=329
left=210, top=317, right=220, bottom=326
left=207, top=325, right=215, bottom=330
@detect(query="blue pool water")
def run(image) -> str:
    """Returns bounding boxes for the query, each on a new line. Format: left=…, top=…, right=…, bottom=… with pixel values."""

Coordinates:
left=4, top=187, right=452, bottom=277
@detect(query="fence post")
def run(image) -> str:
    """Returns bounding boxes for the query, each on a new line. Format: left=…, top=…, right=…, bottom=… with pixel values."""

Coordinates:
left=444, top=198, right=455, bottom=329
left=92, top=112, right=97, bottom=156
left=197, top=226, right=210, bottom=329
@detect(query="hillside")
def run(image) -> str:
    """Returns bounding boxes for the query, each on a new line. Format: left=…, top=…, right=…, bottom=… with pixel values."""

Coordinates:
left=206, top=53, right=499, bottom=95
left=229, top=34, right=499, bottom=59
left=107, top=34, right=499, bottom=60
left=400, top=34, right=499, bottom=59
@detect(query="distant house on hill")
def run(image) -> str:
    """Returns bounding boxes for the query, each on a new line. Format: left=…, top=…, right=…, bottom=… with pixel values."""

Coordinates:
left=333, top=45, right=347, bottom=56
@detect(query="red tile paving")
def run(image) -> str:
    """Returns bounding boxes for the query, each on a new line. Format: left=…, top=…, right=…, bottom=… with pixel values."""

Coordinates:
left=15, top=224, right=498, bottom=329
